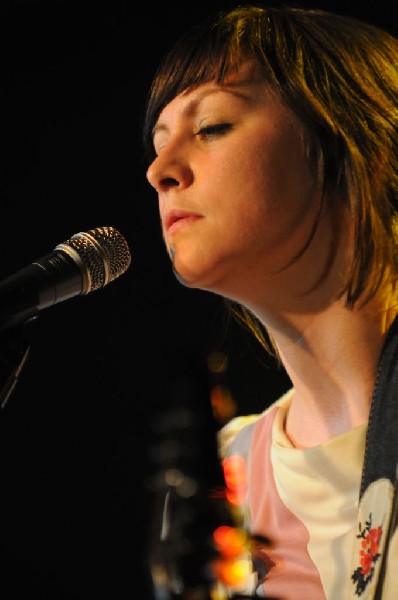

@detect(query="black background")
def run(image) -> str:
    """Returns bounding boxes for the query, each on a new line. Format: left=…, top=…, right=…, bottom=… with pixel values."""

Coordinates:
left=0, top=1, right=395, bottom=598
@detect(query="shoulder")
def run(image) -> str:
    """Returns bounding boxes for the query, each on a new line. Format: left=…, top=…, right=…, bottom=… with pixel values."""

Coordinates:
left=217, top=387, right=294, bottom=460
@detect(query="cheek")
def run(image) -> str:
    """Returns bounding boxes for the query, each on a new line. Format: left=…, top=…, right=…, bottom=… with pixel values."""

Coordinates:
left=212, top=138, right=319, bottom=254
left=249, top=130, right=317, bottom=215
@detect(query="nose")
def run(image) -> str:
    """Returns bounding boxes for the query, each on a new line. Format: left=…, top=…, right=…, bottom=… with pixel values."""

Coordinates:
left=146, top=152, right=193, bottom=193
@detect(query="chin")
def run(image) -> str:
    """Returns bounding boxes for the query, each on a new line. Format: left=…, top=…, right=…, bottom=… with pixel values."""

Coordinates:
left=171, top=250, right=227, bottom=292
left=170, top=251, right=207, bottom=288
left=172, top=265, right=208, bottom=289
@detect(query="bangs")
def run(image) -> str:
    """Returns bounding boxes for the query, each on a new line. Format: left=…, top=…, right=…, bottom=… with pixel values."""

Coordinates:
left=143, top=21, right=235, bottom=159
left=142, top=7, right=273, bottom=159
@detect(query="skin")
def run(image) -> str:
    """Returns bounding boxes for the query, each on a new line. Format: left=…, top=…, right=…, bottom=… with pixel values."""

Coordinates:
left=146, top=60, right=397, bottom=448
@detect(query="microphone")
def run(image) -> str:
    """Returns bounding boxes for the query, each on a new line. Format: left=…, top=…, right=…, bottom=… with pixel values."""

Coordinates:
left=0, top=226, right=132, bottom=333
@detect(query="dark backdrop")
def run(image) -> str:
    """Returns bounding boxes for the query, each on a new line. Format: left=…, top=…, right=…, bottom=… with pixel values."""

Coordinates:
left=0, top=1, right=394, bottom=598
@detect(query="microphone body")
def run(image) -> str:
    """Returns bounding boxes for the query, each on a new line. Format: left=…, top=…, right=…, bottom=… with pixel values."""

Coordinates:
left=0, top=226, right=131, bottom=333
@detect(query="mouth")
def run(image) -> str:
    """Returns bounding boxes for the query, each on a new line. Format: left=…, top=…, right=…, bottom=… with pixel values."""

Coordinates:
left=164, top=209, right=202, bottom=234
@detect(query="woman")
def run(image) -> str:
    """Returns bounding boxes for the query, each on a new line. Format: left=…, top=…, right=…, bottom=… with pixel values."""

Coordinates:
left=143, top=3, right=398, bottom=598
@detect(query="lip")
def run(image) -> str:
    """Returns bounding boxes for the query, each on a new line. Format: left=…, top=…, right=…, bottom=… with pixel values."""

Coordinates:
left=163, top=208, right=202, bottom=235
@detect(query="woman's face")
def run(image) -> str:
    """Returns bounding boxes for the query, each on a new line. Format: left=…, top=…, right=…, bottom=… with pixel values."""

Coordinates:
left=146, top=60, right=323, bottom=304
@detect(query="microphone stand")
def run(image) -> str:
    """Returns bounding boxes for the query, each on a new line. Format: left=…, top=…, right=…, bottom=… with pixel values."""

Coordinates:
left=0, top=320, right=35, bottom=410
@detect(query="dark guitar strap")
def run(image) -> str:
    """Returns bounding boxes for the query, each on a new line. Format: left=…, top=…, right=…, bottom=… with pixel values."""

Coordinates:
left=350, top=316, right=398, bottom=599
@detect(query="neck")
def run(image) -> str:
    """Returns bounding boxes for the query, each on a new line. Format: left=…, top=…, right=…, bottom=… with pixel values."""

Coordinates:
left=257, top=292, right=398, bottom=447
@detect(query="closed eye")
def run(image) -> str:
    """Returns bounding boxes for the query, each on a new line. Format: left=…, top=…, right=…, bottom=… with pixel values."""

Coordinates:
left=194, top=123, right=233, bottom=141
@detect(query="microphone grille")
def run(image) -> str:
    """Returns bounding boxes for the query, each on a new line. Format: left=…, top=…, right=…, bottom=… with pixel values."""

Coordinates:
left=59, top=226, right=132, bottom=292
